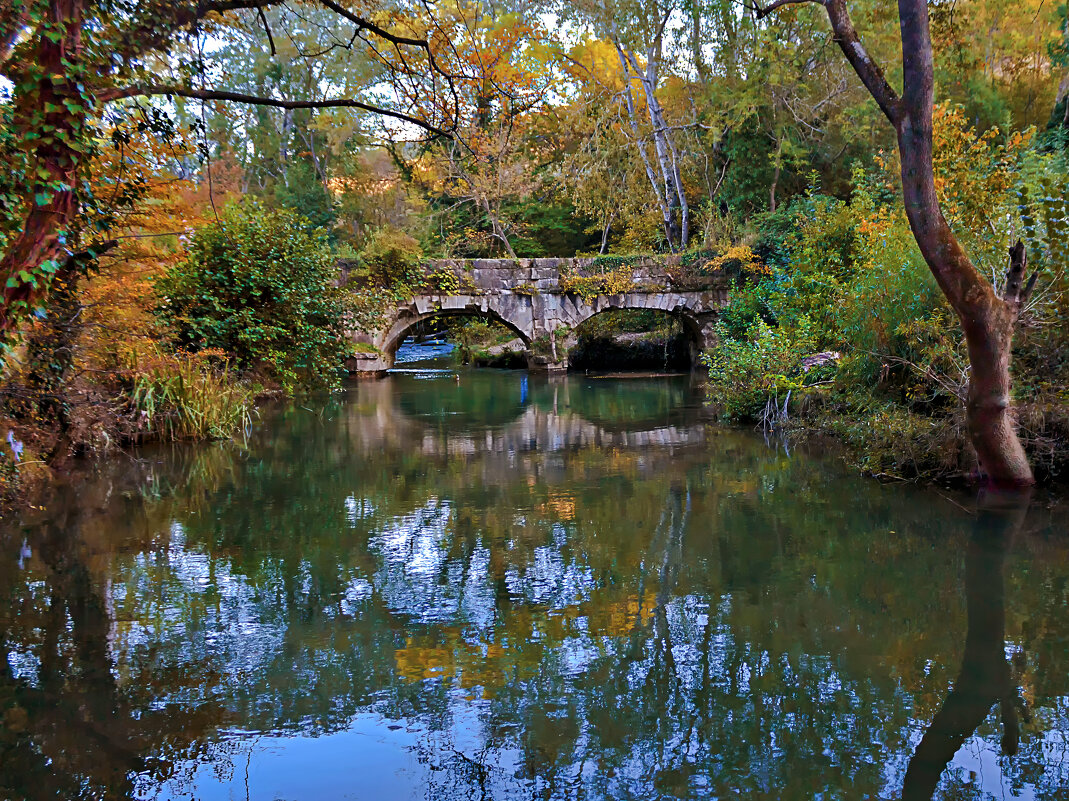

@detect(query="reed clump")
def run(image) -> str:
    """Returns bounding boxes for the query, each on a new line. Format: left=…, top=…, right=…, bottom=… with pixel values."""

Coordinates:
left=129, top=348, right=256, bottom=441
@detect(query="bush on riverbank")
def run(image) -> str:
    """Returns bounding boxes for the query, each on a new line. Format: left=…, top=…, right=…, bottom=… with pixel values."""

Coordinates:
left=155, top=204, right=353, bottom=392
left=0, top=195, right=356, bottom=507
left=705, top=107, right=1069, bottom=481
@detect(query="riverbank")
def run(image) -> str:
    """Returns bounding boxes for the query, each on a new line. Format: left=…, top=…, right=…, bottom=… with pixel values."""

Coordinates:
left=708, top=383, right=1069, bottom=486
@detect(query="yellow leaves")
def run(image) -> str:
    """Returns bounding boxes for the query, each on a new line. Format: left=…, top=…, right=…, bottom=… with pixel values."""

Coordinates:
left=559, top=266, right=636, bottom=298
left=707, top=245, right=765, bottom=276
left=394, top=628, right=528, bottom=695
left=538, top=491, right=576, bottom=521
left=564, top=37, right=623, bottom=89
left=392, top=0, right=555, bottom=129
left=580, top=590, right=658, bottom=637
left=392, top=587, right=659, bottom=696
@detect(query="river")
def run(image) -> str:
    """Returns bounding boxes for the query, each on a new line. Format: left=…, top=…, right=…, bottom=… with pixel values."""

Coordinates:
left=1, top=360, right=1066, bottom=800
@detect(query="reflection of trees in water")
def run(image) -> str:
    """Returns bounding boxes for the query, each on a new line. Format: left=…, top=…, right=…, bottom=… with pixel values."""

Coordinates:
left=903, top=496, right=1041, bottom=800
left=1, top=380, right=1068, bottom=800
left=0, top=504, right=242, bottom=801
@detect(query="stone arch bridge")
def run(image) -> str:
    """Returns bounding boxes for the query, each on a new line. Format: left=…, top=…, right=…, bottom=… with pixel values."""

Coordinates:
left=344, top=256, right=732, bottom=374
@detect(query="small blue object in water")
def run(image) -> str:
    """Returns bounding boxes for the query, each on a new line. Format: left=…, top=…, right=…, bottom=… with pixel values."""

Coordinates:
left=520, top=375, right=528, bottom=404
left=6, top=430, right=23, bottom=462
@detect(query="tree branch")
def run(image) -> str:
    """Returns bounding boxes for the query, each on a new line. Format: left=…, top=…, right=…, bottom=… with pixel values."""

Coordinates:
left=314, top=0, right=430, bottom=49
left=256, top=5, right=277, bottom=56
left=1004, top=239, right=1040, bottom=320
left=101, top=85, right=453, bottom=137
left=751, top=0, right=901, bottom=125
left=750, top=0, right=820, bottom=19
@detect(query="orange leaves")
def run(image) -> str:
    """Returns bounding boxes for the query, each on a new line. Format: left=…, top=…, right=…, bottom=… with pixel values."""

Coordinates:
left=77, top=124, right=238, bottom=380
left=382, top=0, right=557, bottom=133
left=854, top=206, right=894, bottom=244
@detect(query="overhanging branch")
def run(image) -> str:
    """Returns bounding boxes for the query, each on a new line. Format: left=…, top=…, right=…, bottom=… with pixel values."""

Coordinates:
left=102, top=85, right=453, bottom=137
left=749, top=0, right=901, bottom=125
left=749, top=0, right=818, bottom=19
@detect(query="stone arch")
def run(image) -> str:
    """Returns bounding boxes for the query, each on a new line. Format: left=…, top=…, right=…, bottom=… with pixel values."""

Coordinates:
left=379, top=296, right=533, bottom=367
left=567, top=295, right=711, bottom=369
left=347, top=288, right=724, bottom=375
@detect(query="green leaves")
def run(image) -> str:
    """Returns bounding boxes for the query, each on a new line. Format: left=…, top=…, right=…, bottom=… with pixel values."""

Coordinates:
left=155, top=203, right=351, bottom=394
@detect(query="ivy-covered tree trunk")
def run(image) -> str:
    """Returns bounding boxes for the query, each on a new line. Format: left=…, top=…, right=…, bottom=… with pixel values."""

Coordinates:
left=0, top=0, right=88, bottom=335
left=22, top=266, right=80, bottom=440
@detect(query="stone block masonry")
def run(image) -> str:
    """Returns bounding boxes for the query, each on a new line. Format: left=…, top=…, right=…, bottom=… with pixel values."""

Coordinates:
left=344, top=257, right=733, bottom=374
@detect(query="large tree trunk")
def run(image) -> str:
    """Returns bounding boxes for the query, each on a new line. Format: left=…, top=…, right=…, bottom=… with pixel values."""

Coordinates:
left=894, top=126, right=1032, bottom=485
left=757, top=0, right=1038, bottom=486
left=893, top=0, right=1033, bottom=487
left=0, top=0, right=88, bottom=338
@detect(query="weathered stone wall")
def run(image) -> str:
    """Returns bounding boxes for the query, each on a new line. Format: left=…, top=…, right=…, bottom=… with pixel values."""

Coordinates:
left=342, top=256, right=732, bottom=293
left=344, top=257, right=733, bottom=374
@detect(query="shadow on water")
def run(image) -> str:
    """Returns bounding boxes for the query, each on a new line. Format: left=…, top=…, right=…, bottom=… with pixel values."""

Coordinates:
left=0, top=368, right=1067, bottom=800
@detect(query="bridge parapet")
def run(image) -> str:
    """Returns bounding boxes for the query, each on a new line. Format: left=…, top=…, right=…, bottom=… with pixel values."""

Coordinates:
left=343, top=256, right=734, bottom=374
left=340, top=255, right=733, bottom=295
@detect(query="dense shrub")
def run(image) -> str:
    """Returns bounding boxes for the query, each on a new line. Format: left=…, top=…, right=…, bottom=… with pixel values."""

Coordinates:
left=359, top=226, right=425, bottom=290
left=705, top=108, right=1069, bottom=479
left=155, top=204, right=352, bottom=392
left=704, top=317, right=818, bottom=420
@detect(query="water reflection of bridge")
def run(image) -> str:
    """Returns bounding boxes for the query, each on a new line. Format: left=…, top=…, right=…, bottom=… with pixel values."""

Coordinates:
left=418, top=406, right=706, bottom=456
left=344, top=376, right=708, bottom=459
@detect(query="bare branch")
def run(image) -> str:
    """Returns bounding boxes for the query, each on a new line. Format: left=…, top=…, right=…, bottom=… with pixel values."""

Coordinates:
left=1004, top=240, right=1027, bottom=304
left=101, top=85, right=453, bottom=137
left=1004, top=240, right=1041, bottom=322
left=749, top=0, right=821, bottom=19
left=315, top=0, right=429, bottom=48
left=256, top=5, right=277, bottom=56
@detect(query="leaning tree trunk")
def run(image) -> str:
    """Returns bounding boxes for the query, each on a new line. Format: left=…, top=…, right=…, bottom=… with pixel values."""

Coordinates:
left=894, top=0, right=1034, bottom=487
left=756, top=0, right=1037, bottom=486
left=624, top=44, right=686, bottom=250
left=895, top=120, right=1032, bottom=485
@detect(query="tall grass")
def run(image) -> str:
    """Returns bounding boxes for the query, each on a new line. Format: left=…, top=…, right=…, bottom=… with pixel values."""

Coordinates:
left=130, top=350, right=256, bottom=441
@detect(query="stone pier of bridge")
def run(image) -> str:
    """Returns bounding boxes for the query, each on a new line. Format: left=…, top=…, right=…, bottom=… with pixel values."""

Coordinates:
left=342, top=256, right=733, bottom=374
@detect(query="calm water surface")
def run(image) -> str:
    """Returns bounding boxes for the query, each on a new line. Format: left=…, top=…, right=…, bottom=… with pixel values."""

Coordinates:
left=1, top=364, right=1067, bottom=800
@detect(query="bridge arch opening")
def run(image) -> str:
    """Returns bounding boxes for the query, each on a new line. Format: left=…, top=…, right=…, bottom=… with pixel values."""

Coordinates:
left=569, top=308, right=704, bottom=373
left=383, top=308, right=531, bottom=368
